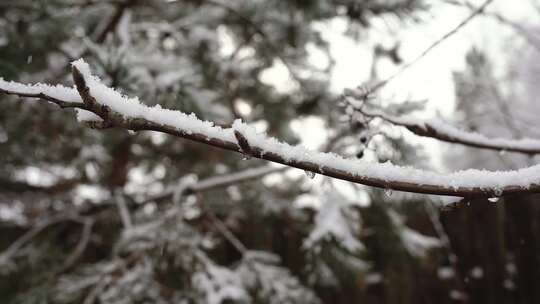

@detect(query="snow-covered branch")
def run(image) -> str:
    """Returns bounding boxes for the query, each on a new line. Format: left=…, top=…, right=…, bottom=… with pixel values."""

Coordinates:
left=0, top=79, right=85, bottom=109
left=352, top=105, right=540, bottom=155
left=2, top=59, right=540, bottom=198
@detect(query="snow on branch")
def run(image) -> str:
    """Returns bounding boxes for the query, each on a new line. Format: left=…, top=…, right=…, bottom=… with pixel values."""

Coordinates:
left=348, top=100, right=540, bottom=155
left=0, top=78, right=85, bottom=109
left=2, top=59, right=540, bottom=198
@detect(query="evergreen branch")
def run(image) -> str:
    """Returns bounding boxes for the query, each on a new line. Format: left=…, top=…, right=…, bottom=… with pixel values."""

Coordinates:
left=208, top=213, right=248, bottom=254
left=59, top=218, right=95, bottom=274
left=44, top=0, right=136, bottom=81
left=143, top=165, right=287, bottom=204
left=194, top=192, right=249, bottom=256
left=0, top=215, right=87, bottom=266
left=202, top=0, right=311, bottom=88
left=95, top=0, right=137, bottom=43
left=0, top=177, right=79, bottom=194
left=0, top=0, right=124, bottom=9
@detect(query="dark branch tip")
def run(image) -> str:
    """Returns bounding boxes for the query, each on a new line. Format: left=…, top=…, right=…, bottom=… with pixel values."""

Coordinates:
left=71, top=66, right=87, bottom=92
left=234, top=130, right=252, bottom=155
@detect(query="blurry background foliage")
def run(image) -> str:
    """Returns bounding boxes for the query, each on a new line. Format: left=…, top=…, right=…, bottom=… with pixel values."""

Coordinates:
left=1, top=0, right=540, bottom=303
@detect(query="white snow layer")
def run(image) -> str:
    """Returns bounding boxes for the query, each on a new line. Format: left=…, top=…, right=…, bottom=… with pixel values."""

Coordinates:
left=72, top=58, right=236, bottom=141
left=232, top=116, right=540, bottom=190
left=0, top=76, right=101, bottom=122
left=0, top=78, right=81, bottom=103
left=426, top=119, right=540, bottom=151
left=303, top=198, right=363, bottom=252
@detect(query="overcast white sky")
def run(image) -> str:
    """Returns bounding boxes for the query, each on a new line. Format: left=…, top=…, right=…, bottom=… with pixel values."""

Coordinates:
left=290, top=0, right=539, bottom=160
left=329, top=0, right=537, bottom=114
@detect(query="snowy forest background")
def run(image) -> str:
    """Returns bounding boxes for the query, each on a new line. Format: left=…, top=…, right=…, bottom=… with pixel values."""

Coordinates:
left=1, top=0, right=540, bottom=303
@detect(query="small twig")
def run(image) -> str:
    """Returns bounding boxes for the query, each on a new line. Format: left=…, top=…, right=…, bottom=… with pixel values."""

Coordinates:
left=446, top=0, right=540, bottom=51
left=82, top=278, right=107, bottom=304
left=115, top=192, right=133, bottom=229
left=371, top=0, right=495, bottom=92
left=143, top=165, right=286, bottom=205
left=0, top=214, right=84, bottom=265
left=95, top=0, right=137, bottom=43
left=425, top=201, right=469, bottom=302
left=59, top=218, right=95, bottom=273
left=234, top=130, right=253, bottom=157
left=207, top=212, right=247, bottom=255
left=194, top=191, right=249, bottom=258
left=0, top=87, right=85, bottom=109
left=72, top=65, right=115, bottom=127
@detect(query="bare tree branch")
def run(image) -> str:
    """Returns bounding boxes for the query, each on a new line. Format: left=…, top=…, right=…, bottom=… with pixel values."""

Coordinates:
left=3, top=62, right=540, bottom=198
left=143, top=165, right=287, bottom=204
left=351, top=104, right=540, bottom=155
left=0, top=87, right=85, bottom=109
left=446, top=0, right=540, bottom=52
